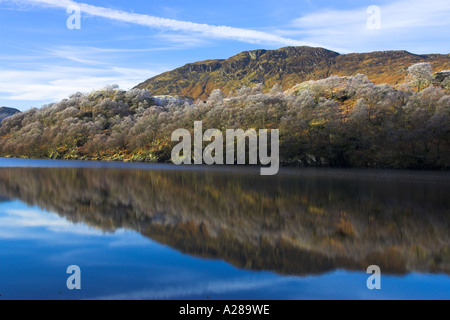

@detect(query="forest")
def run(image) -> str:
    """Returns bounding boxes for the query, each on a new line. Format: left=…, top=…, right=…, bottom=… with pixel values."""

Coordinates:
left=0, top=62, right=449, bottom=169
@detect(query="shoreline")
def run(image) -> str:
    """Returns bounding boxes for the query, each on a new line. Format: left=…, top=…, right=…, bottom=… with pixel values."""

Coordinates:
left=1, top=157, right=449, bottom=184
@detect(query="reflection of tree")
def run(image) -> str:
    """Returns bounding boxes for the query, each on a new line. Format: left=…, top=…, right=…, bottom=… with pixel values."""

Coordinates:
left=0, top=167, right=448, bottom=275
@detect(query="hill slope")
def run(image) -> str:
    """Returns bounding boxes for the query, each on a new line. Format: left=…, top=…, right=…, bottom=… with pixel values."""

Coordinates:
left=136, top=46, right=450, bottom=100
left=0, top=107, right=20, bottom=123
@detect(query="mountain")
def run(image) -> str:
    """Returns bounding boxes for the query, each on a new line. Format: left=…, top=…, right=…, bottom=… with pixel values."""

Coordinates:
left=0, top=107, right=20, bottom=123
left=135, top=46, right=450, bottom=100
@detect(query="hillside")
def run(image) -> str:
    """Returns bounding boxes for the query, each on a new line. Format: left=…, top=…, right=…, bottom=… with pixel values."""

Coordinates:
left=0, top=71, right=449, bottom=169
left=0, top=107, right=20, bottom=123
left=136, top=46, right=450, bottom=100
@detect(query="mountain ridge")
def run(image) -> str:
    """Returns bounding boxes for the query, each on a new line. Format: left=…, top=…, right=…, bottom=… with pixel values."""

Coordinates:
left=136, top=46, right=450, bottom=100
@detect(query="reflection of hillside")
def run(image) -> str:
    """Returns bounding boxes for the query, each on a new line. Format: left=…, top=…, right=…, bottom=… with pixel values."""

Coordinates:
left=0, top=167, right=448, bottom=275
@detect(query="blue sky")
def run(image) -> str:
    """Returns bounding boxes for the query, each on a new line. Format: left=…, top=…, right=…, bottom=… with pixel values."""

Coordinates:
left=0, top=0, right=449, bottom=111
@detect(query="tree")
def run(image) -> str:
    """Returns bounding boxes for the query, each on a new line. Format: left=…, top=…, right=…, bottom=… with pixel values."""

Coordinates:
left=407, top=62, right=433, bottom=92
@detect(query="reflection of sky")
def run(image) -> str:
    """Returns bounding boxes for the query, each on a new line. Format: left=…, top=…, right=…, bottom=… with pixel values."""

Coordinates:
left=0, top=200, right=449, bottom=300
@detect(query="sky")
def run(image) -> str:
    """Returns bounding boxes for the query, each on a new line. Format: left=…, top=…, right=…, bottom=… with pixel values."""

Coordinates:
left=0, top=0, right=449, bottom=111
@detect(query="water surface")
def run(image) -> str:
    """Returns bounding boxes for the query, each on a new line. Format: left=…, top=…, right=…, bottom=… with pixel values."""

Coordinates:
left=0, top=158, right=449, bottom=299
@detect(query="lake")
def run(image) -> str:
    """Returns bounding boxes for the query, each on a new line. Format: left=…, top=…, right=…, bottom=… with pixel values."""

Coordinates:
left=0, top=158, right=449, bottom=300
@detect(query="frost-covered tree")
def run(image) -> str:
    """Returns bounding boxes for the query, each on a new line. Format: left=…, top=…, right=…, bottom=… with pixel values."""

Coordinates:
left=407, top=62, right=433, bottom=92
left=0, top=74, right=449, bottom=168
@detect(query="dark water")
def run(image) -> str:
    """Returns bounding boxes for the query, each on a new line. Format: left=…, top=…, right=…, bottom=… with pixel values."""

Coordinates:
left=0, top=158, right=449, bottom=300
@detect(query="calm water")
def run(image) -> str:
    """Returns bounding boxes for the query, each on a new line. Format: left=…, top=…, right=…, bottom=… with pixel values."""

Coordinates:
left=0, top=158, right=449, bottom=300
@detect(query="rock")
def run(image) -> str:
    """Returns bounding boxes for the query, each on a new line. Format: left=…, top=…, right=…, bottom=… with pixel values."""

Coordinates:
left=434, top=71, right=450, bottom=83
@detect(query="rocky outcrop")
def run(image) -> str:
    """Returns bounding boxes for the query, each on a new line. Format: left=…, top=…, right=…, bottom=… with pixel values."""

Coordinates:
left=434, top=70, right=450, bottom=83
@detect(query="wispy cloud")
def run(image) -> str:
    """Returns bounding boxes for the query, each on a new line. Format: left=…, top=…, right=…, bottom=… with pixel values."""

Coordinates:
left=293, top=0, right=450, bottom=29
left=0, top=64, right=160, bottom=102
left=21, top=0, right=309, bottom=47
left=92, top=276, right=289, bottom=300
left=0, top=208, right=104, bottom=237
left=287, top=0, right=450, bottom=53
left=46, top=46, right=107, bottom=65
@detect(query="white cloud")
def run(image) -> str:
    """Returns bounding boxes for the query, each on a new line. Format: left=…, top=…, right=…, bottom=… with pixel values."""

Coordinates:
left=288, top=0, right=450, bottom=53
left=0, top=64, right=160, bottom=102
left=92, top=276, right=289, bottom=300
left=22, top=0, right=309, bottom=47
left=0, top=208, right=104, bottom=237
left=46, top=47, right=107, bottom=65
left=293, top=0, right=450, bottom=29
left=0, top=44, right=164, bottom=106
